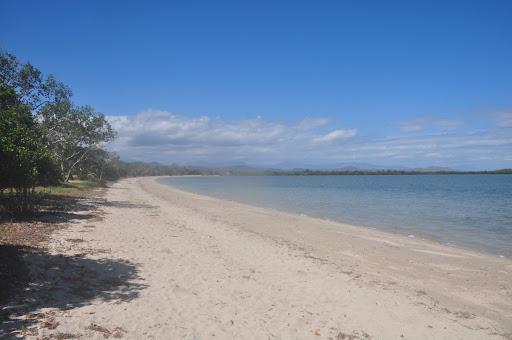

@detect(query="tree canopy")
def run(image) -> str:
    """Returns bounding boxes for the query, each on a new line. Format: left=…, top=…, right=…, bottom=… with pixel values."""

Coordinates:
left=0, top=51, right=115, bottom=213
left=39, top=102, right=115, bottom=181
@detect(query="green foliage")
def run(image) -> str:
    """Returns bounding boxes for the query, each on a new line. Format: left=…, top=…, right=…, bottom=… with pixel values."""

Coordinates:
left=0, top=51, right=71, bottom=111
left=39, top=102, right=116, bottom=181
left=1, top=50, right=116, bottom=196
left=1, top=50, right=120, bottom=213
left=35, top=180, right=103, bottom=195
left=73, top=149, right=122, bottom=182
left=0, top=85, right=60, bottom=213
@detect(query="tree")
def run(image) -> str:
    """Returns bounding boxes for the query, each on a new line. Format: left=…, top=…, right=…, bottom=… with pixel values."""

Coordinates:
left=39, top=103, right=116, bottom=181
left=75, top=149, right=124, bottom=182
left=1, top=51, right=116, bottom=183
left=0, top=85, right=60, bottom=213
left=0, top=51, right=71, bottom=112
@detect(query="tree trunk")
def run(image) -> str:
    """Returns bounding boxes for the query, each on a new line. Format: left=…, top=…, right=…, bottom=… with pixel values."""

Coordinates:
left=99, top=163, right=105, bottom=182
left=64, top=148, right=91, bottom=182
left=21, top=187, right=28, bottom=214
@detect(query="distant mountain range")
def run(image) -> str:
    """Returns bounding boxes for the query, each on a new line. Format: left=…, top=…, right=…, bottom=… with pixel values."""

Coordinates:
left=182, top=164, right=511, bottom=175
left=119, top=159, right=512, bottom=176
left=185, top=161, right=460, bottom=173
left=399, top=166, right=458, bottom=172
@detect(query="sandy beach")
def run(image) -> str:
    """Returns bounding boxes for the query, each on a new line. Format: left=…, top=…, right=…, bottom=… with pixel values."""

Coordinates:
left=15, top=177, right=512, bottom=339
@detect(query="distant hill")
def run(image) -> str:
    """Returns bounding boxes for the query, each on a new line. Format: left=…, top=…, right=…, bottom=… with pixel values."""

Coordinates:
left=403, top=166, right=459, bottom=172
left=115, top=160, right=512, bottom=177
left=272, top=161, right=387, bottom=170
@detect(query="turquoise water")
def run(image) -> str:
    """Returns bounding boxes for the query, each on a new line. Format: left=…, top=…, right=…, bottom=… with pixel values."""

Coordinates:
left=158, top=175, right=512, bottom=257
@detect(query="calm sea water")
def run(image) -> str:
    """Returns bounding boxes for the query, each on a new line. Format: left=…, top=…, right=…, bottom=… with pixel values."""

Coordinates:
left=158, top=175, right=512, bottom=257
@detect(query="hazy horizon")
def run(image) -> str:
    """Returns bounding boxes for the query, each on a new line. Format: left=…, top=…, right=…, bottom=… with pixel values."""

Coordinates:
left=118, top=158, right=508, bottom=172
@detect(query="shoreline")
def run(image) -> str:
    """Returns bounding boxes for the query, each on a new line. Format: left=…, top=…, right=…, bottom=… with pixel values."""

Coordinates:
left=6, top=176, right=512, bottom=339
left=156, top=176, right=508, bottom=260
left=140, top=177, right=512, bottom=336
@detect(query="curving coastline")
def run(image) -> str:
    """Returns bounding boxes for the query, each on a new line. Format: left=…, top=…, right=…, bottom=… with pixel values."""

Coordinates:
left=19, top=177, right=512, bottom=339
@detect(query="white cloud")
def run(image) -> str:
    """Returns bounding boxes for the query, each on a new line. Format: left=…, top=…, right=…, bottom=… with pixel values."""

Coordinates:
left=493, top=112, right=512, bottom=128
left=109, top=111, right=286, bottom=148
left=107, top=110, right=512, bottom=169
left=313, top=129, right=358, bottom=143
left=398, top=117, right=463, bottom=132
left=108, top=110, right=355, bottom=164
left=297, top=117, right=329, bottom=130
left=320, top=131, right=512, bottom=169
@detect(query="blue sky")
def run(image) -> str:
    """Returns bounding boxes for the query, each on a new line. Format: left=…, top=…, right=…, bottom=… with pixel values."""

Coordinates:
left=2, top=0, right=512, bottom=169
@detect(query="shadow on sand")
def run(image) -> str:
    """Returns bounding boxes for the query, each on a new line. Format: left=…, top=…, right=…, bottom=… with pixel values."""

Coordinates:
left=0, top=194, right=100, bottom=225
left=0, top=245, right=147, bottom=338
left=97, top=200, right=158, bottom=210
left=1, top=193, right=157, bottom=225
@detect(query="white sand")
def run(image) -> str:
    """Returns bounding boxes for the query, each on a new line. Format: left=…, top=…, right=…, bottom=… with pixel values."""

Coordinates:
left=28, top=177, right=512, bottom=339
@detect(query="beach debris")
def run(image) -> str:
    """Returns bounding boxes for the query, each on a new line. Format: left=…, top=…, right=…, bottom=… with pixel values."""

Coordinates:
left=336, top=330, right=372, bottom=339
left=408, top=235, right=415, bottom=238
left=51, top=332, right=81, bottom=339
left=111, top=327, right=128, bottom=338
left=441, top=307, right=476, bottom=319
left=337, top=332, right=354, bottom=340
left=66, top=238, right=84, bottom=243
left=86, top=323, right=112, bottom=337
left=41, top=318, right=59, bottom=329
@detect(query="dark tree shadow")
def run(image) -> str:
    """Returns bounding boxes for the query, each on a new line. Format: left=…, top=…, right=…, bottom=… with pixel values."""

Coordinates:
left=0, top=245, right=147, bottom=339
left=1, top=194, right=157, bottom=225
left=97, top=200, right=158, bottom=209
left=0, top=194, right=100, bottom=224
